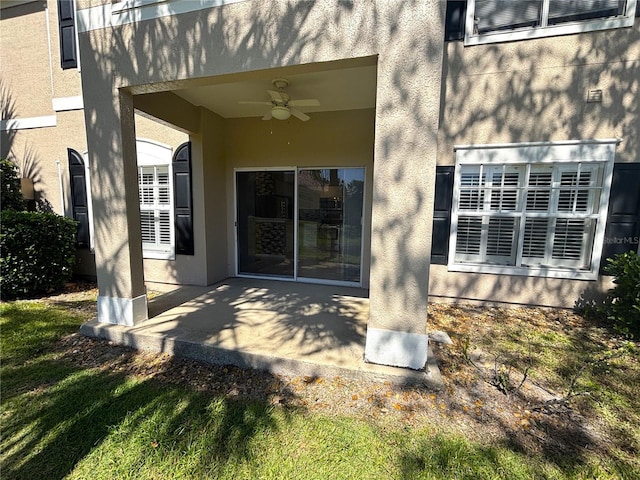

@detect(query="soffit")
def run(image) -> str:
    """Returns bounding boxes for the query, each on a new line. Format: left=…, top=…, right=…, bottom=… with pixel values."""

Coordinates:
left=172, top=64, right=377, bottom=119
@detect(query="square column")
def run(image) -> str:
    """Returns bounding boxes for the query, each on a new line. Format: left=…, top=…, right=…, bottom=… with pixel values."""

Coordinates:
left=84, top=88, right=148, bottom=326
left=364, top=2, right=445, bottom=370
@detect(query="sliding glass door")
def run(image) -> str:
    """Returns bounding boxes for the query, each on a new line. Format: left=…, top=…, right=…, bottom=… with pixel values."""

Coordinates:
left=297, top=168, right=364, bottom=283
left=236, top=167, right=365, bottom=285
left=236, top=170, right=295, bottom=278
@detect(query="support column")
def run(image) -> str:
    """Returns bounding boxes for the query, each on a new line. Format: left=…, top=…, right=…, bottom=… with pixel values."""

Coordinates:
left=364, top=2, right=445, bottom=370
left=86, top=89, right=148, bottom=326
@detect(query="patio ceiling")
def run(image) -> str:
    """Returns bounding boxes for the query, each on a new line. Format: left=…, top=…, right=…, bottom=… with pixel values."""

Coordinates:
left=172, top=63, right=378, bottom=119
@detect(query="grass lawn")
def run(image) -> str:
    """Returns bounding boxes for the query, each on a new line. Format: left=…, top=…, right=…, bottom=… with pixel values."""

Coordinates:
left=1, top=290, right=638, bottom=479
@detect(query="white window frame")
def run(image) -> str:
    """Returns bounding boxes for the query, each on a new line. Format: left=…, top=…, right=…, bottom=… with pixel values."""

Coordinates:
left=449, top=140, right=617, bottom=280
left=465, top=0, right=637, bottom=46
left=136, top=139, right=174, bottom=260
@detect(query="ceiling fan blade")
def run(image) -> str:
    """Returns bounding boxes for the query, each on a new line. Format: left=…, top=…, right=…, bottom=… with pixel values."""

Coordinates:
left=289, top=99, right=320, bottom=107
left=290, top=108, right=310, bottom=122
left=268, top=90, right=285, bottom=103
left=239, top=101, right=272, bottom=105
left=262, top=110, right=273, bottom=120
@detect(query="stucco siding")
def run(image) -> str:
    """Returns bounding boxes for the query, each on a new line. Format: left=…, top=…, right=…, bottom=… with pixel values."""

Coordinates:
left=428, top=265, right=615, bottom=309
left=437, top=23, right=640, bottom=165
left=1, top=2, right=53, bottom=119
left=432, top=22, right=639, bottom=308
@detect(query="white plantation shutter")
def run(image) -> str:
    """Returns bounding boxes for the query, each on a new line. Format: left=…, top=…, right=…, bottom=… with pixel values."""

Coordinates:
left=138, top=164, right=173, bottom=255
left=450, top=144, right=613, bottom=279
left=454, top=166, right=521, bottom=265
left=522, top=218, right=549, bottom=260
left=486, top=216, right=518, bottom=262
left=140, top=211, right=155, bottom=243
left=552, top=218, right=592, bottom=264
left=456, top=216, right=483, bottom=258
left=526, top=170, right=552, bottom=211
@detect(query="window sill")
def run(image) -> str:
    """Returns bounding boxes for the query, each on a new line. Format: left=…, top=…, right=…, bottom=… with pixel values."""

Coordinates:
left=143, top=250, right=175, bottom=261
left=111, top=0, right=169, bottom=15
left=447, top=262, right=599, bottom=280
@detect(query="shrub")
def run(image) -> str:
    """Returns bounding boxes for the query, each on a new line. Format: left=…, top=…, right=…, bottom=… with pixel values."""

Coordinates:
left=602, top=251, right=640, bottom=339
left=0, top=211, right=77, bottom=299
left=1, top=158, right=25, bottom=212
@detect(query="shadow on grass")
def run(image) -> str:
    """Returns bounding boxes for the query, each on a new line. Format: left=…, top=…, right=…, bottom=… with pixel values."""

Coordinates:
left=0, top=303, right=83, bottom=366
left=1, top=352, right=296, bottom=479
left=428, top=304, right=640, bottom=478
left=397, top=431, right=637, bottom=480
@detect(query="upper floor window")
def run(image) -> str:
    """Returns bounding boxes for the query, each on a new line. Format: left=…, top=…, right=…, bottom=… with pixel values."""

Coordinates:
left=465, top=0, right=637, bottom=45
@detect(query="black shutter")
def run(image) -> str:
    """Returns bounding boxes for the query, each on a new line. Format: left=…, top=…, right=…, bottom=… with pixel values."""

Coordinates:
left=600, top=163, right=640, bottom=273
left=68, top=148, right=90, bottom=247
left=57, top=0, right=77, bottom=69
left=445, top=0, right=467, bottom=41
left=431, top=166, right=455, bottom=265
left=173, top=142, right=194, bottom=255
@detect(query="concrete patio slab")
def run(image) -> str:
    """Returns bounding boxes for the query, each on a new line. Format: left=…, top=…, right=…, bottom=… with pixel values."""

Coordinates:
left=80, top=278, right=442, bottom=388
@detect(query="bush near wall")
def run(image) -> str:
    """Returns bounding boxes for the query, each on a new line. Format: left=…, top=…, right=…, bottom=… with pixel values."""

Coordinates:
left=602, top=251, right=640, bottom=339
left=1, top=159, right=25, bottom=212
left=0, top=211, right=77, bottom=299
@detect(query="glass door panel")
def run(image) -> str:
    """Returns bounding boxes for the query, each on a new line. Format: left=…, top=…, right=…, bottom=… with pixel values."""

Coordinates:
left=297, top=168, right=364, bottom=283
left=236, top=171, right=295, bottom=278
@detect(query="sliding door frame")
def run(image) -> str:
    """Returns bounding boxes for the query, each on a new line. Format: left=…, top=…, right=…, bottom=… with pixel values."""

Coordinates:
left=234, top=166, right=366, bottom=287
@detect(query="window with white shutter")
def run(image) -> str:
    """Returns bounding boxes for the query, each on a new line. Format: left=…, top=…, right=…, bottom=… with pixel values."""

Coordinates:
left=136, top=139, right=175, bottom=259
left=138, top=164, right=173, bottom=258
left=449, top=140, right=616, bottom=280
left=465, top=0, right=636, bottom=45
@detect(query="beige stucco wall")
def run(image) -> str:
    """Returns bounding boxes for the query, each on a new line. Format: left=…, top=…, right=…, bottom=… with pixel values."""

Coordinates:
left=437, top=23, right=640, bottom=164
left=48, top=0, right=83, bottom=100
left=429, top=265, right=615, bottom=309
left=1, top=0, right=86, bottom=215
left=201, top=108, right=229, bottom=284
left=78, top=0, right=444, bottom=335
left=0, top=0, right=83, bottom=117
left=430, top=23, right=640, bottom=308
left=0, top=2, right=53, bottom=118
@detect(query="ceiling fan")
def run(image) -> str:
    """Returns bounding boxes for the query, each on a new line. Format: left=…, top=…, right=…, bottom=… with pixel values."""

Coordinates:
left=239, top=78, right=320, bottom=121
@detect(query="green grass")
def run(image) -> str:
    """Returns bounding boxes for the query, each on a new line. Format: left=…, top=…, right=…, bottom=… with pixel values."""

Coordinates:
left=472, top=312, right=640, bottom=464
left=1, top=300, right=638, bottom=479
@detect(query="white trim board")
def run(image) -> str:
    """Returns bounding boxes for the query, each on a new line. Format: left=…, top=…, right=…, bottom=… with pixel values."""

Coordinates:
left=77, top=0, right=248, bottom=32
left=52, top=95, right=84, bottom=112
left=364, top=327, right=429, bottom=370
left=0, top=115, right=57, bottom=131
left=97, top=294, right=148, bottom=326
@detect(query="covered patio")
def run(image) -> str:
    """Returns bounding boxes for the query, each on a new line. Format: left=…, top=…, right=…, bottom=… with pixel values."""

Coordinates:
left=81, top=278, right=441, bottom=386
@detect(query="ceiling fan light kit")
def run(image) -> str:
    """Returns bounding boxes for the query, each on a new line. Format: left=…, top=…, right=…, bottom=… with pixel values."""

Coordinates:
left=271, top=105, right=291, bottom=120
